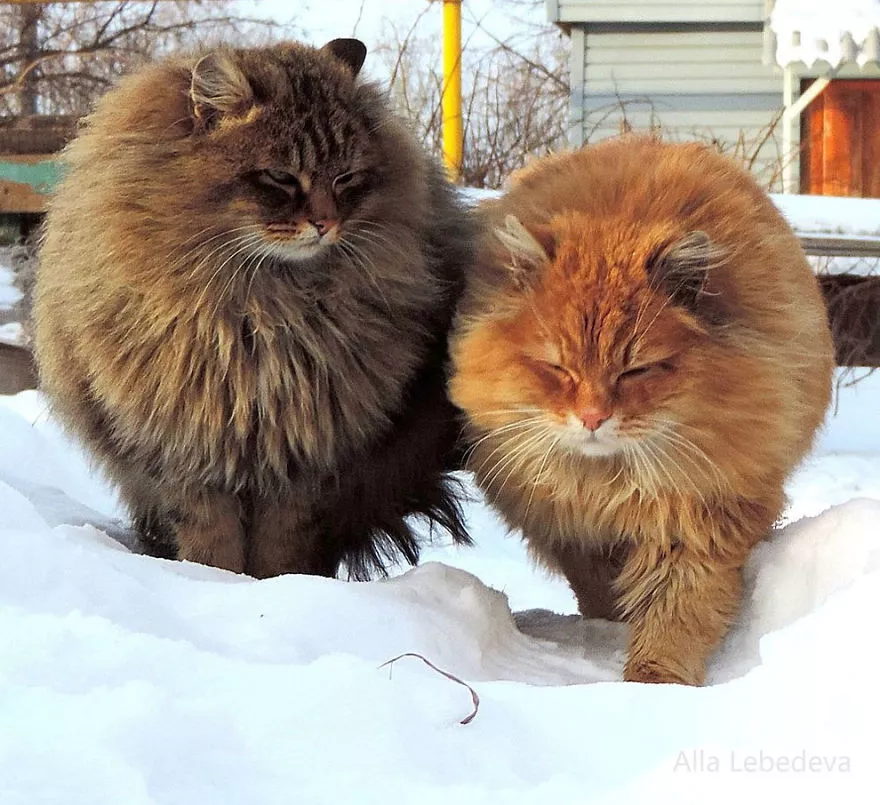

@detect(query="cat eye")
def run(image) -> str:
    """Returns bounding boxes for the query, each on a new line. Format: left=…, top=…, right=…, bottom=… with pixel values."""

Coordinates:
left=332, top=170, right=367, bottom=195
left=536, top=361, right=574, bottom=382
left=619, top=366, right=653, bottom=380
left=618, top=362, right=673, bottom=382
left=259, top=168, right=300, bottom=188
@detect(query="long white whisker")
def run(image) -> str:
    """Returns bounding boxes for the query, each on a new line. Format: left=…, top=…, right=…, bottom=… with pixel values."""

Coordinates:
left=524, top=435, right=559, bottom=523
left=465, top=418, right=549, bottom=470
left=197, top=235, right=264, bottom=315
left=479, top=426, right=553, bottom=493
left=494, top=425, right=557, bottom=501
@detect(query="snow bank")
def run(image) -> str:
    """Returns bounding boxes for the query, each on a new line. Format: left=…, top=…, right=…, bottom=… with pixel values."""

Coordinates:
left=1, top=385, right=880, bottom=803
left=771, top=193, right=880, bottom=239
left=463, top=185, right=880, bottom=244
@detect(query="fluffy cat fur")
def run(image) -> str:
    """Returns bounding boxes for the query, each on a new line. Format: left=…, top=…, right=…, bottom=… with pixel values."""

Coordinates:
left=34, top=39, right=473, bottom=579
left=449, top=137, right=834, bottom=685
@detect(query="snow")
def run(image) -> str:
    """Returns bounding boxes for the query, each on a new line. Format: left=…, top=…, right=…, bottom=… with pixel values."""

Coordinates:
left=771, top=0, right=880, bottom=68
left=0, top=322, right=24, bottom=346
left=467, top=184, right=880, bottom=243
left=0, top=259, right=23, bottom=310
left=1, top=370, right=880, bottom=803
left=771, top=193, right=880, bottom=239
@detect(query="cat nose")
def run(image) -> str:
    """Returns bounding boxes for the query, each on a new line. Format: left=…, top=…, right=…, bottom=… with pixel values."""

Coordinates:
left=310, top=219, right=338, bottom=237
left=578, top=407, right=611, bottom=432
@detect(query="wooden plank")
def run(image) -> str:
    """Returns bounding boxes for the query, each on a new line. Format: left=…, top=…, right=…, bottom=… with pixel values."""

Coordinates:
left=800, top=79, right=880, bottom=197
left=0, top=180, right=47, bottom=213
left=0, top=157, right=60, bottom=213
left=861, top=84, right=880, bottom=198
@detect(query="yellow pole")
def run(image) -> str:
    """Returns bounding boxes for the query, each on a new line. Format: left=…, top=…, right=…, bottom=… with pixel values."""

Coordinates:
left=442, top=0, right=463, bottom=181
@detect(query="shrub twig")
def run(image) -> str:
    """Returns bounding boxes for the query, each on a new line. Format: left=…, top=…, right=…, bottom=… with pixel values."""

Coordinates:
left=378, top=652, right=481, bottom=726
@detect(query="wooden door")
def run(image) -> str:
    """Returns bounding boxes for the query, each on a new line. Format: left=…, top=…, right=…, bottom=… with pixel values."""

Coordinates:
left=801, top=79, right=880, bottom=197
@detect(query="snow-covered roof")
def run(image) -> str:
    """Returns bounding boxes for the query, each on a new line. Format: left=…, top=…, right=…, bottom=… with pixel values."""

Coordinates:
left=769, top=0, right=880, bottom=68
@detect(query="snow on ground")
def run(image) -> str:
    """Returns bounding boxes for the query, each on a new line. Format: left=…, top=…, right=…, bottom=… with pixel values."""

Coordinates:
left=465, top=183, right=880, bottom=247
left=1, top=372, right=879, bottom=803
left=771, top=193, right=880, bottom=239
left=0, top=258, right=23, bottom=310
left=0, top=322, right=24, bottom=347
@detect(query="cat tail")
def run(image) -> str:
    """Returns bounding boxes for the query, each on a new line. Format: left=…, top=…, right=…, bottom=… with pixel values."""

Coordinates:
left=342, top=472, right=472, bottom=582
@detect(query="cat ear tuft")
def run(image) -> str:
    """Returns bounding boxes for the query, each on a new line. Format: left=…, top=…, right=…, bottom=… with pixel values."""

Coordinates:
left=494, top=215, right=553, bottom=285
left=322, top=38, right=368, bottom=76
left=651, top=230, right=724, bottom=311
left=190, top=51, right=253, bottom=128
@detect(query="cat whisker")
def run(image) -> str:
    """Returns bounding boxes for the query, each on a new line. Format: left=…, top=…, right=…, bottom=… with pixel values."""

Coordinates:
left=170, top=226, right=263, bottom=276
left=481, top=425, right=555, bottom=498
left=186, top=231, right=264, bottom=293
left=343, top=227, right=412, bottom=266
left=625, top=440, right=661, bottom=501
left=244, top=247, right=273, bottom=308
left=474, top=423, right=549, bottom=485
left=496, top=426, right=560, bottom=499
left=647, top=421, right=729, bottom=492
left=345, top=221, right=417, bottom=260
left=471, top=407, right=546, bottom=418
left=620, top=443, right=647, bottom=501
left=630, top=292, right=677, bottom=352
left=198, top=234, right=265, bottom=316
left=336, top=238, right=393, bottom=311
left=597, top=458, right=627, bottom=488
left=524, top=435, right=560, bottom=522
left=641, top=439, right=673, bottom=496
left=646, top=437, right=711, bottom=510
left=463, top=416, right=549, bottom=468
left=189, top=238, right=257, bottom=312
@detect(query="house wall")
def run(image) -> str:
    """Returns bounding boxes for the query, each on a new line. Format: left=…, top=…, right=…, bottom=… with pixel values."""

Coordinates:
left=570, top=25, right=784, bottom=188
left=551, top=2, right=786, bottom=189
left=551, top=1, right=765, bottom=25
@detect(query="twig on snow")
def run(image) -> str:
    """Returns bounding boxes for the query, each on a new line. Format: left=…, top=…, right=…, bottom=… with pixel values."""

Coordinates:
left=378, top=652, right=480, bottom=726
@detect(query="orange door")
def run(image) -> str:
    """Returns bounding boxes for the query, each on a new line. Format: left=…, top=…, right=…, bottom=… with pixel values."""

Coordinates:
left=801, top=79, right=880, bottom=197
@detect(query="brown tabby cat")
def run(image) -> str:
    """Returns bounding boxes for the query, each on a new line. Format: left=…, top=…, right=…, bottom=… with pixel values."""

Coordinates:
left=34, top=39, right=473, bottom=579
left=449, top=137, right=834, bottom=685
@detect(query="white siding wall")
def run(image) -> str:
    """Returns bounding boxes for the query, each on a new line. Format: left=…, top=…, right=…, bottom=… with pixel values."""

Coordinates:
left=570, top=26, right=786, bottom=189
left=553, top=0, right=765, bottom=24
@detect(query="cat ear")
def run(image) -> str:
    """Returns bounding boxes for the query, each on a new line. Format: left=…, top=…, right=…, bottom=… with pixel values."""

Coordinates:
left=650, top=230, right=724, bottom=311
left=190, top=51, right=253, bottom=128
left=494, top=215, right=553, bottom=285
left=322, top=38, right=368, bottom=76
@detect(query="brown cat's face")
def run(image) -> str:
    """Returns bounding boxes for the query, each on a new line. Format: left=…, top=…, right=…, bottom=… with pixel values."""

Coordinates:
left=181, top=39, right=386, bottom=264
left=453, top=213, right=721, bottom=465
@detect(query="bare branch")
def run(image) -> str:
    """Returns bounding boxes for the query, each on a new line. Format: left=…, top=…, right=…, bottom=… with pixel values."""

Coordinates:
left=378, top=652, right=481, bottom=726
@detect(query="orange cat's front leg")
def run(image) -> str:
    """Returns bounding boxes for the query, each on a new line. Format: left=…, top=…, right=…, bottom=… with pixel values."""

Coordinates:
left=615, top=539, right=747, bottom=686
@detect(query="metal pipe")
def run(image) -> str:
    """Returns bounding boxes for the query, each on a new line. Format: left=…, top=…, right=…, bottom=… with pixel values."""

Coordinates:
left=442, top=0, right=463, bottom=181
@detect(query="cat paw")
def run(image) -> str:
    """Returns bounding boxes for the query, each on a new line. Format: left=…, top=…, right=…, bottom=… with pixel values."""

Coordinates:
left=623, top=659, right=701, bottom=686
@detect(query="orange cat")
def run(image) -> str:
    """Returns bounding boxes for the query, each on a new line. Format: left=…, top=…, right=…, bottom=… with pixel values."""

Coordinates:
left=449, top=137, right=834, bottom=685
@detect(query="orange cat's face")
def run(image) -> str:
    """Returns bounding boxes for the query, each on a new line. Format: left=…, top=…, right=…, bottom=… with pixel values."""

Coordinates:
left=452, top=213, right=723, bottom=465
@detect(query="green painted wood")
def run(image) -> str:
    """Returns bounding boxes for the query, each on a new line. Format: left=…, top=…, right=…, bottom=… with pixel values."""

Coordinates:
left=0, top=159, right=62, bottom=194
